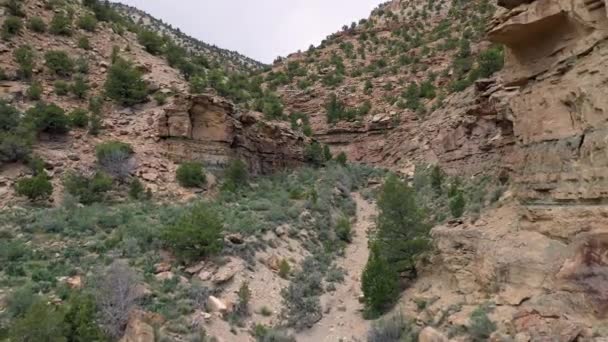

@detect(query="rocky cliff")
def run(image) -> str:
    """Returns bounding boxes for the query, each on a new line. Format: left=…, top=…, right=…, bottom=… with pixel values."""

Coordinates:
left=158, top=94, right=307, bottom=175
left=402, top=0, right=608, bottom=340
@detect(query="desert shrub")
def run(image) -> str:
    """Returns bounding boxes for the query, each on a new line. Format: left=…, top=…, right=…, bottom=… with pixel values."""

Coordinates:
left=54, top=80, right=70, bottom=96
left=223, top=159, right=248, bottom=191
left=26, top=81, right=43, bottom=100
left=254, top=326, right=296, bottom=342
left=77, top=14, right=98, bottom=32
left=49, top=12, right=72, bottom=36
left=25, top=102, right=71, bottom=134
left=75, top=56, right=90, bottom=74
left=63, top=171, right=113, bottom=204
left=15, top=173, right=53, bottom=201
left=336, top=152, right=347, bottom=166
left=477, top=46, right=504, bottom=78
left=0, top=100, right=20, bottom=131
left=304, top=141, right=328, bottom=166
left=9, top=301, right=67, bottom=342
left=4, top=0, right=25, bottom=17
left=64, top=293, right=107, bottom=341
left=13, top=45, right=35, bottom=79
left=281, top=255, right=326, bottom=330
left=278, top=259, right=291, bottom=279
left=28, top=16, right=47, bottom=33
left=335, top=216, right=352, bottom=243
left=137, top=29, right=164, bottom=55
left=129, top=178, right=150, bottom=200
left=153, top=92, right=168, bottom=105
left=176, top=162, right=206, bottom=188
left=161, top=203, right=224, bottom=262
left=375, top=174, right=430, bottom=274
left=367, top=313, right=418, bottom=342
left=95, top=141, right=134, bottom=179
left=449, top=190, right=466, bottom=218
left=88, top=113, right=102, bottom=135
left=93, top=260, right=139, bottom=340
left=430, top=165, right=444, bottom=194
left=69, top=108, right=89, bottom=128
left=229, top=281, right=251, bottom=325
left=70, top=75, right=90, bottom=99
left=89, top=95, right=104, bottom=114
left=5, top=286, right=37, bottom=318
left=2, top=16, right=22, bottom=39
left=0, top=133, right=31, bottom=163
left=77, top=36, right=91, bottom=50
left=45, top=50, right=74, bottom=76
left=362, top=242, right=399, bottom=317
left=104, top=58, right=148, bottom=106
left=468, top=305, right=496, bottom=341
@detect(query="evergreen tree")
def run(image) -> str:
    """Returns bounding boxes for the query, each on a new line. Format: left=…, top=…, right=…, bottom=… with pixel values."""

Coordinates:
left=361, top=242, right=399, bottom=317
left=376, top=174, right=430, bottom=275
left=104, top=58, right=148, bottom=106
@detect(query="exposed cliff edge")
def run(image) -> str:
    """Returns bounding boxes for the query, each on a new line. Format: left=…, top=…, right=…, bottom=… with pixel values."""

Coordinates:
left=404, top=0, right=608, bottom=340
left=158, top=94, right=308, bottom=175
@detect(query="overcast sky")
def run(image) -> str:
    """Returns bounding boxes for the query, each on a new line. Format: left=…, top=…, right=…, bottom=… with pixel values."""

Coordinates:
left=113, top=0, right=385, bottom=63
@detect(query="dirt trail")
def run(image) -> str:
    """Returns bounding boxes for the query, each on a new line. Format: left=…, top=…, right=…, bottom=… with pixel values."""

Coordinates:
left=297, top=193, right=376, bottom=342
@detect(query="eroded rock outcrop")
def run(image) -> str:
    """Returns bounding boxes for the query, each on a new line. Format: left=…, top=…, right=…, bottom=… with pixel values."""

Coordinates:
left=407, top=0, right=608, bottom=339
left=158, top=94, right=308, bottom=174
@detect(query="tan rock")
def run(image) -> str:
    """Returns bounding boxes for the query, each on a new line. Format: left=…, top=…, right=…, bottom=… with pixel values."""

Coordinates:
left=418, top=327, right=448, bottom=342
left=206, top=296, right=227, bottom=314
left=154, top=262, right=171, bottom=273
left=119, top=312, right=155, bottom=342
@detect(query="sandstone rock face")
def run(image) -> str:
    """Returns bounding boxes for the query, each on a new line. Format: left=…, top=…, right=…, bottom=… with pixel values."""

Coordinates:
left=409, top=0, right=608, bottom=340
left=418, top=327, right=449, bottom=342
left=158, top=94, right=308, bottom=175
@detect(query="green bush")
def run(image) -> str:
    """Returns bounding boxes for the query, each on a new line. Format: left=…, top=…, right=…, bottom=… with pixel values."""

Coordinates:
left=77, top=14, right=98, bottom=32
left=25, top=102, right=71, bottom=134
left=15, top=173, right=53, bottom=201
left=376, top=174, right=430, bottom=274
left=153, top=92, right=168, bottom=105
left=129, top=178, right=150, bottom=200
left=176, top=162, right=206, bottom=188
left=64, top=171, right=113, bottom=204
left=95, top=141, right=134, bottom=179
left=77, top=36, right=91, bottom=50
left=54, top=80, right=70, bottom=96
left=335, top=217, right=352, bottom=243
left=26, top=81, right=43, bottom=100
left=304, top=141, right=327, bottom=166
left=362, top=243, right=399, bottom=317
left=161, top=203, right=224, bottom=262
left=5, top=0, right=25, bottom=17
left=9, top=301, right=67, bottom=342
left=28, top=16, right=47, bottom=33
left=0, top=100, right=20, bottom=131
left=70, top=75, right=90, bottom=98
left=45, top=50, right=74, bottom=76
left=0, top=133, right=32, bottom=163
left=367, top=313, right=418, bottom=342
left=49, top=12, right=72, bottom=36
left=279, top=259, right=291, bottom=279
left=13, top=45, right=35, bottom=79
left=223, top=159, right=248, bottom=191
left=468, top=306, right=497, bottom=341
left=449, top=191, right=466, bottom=218
left=69, top=108, right=89, bottom=128
left=336, top=152, right=347, bottom=166
left=2, top=16, right=22, bottom=39
left=104, top=58, right=148, bottom=106
left=478, top=46, right=504, bottom=78
left=64, top=293, right=107, bottom=341
left=137, top=29, right=164, bottom=55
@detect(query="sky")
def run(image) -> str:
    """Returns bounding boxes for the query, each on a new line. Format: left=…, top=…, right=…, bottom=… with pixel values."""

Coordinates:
left=113, top=0, right=386, bottom=63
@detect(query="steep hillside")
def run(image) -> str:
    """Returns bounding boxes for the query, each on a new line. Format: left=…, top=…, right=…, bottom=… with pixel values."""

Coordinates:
left=112, top=2, right=265, bottom=72
left=267, top=0, right=508, bottom=175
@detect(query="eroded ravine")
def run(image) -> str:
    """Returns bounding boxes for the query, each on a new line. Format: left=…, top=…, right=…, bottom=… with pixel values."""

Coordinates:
left=297, top=193, right=376, bottom=342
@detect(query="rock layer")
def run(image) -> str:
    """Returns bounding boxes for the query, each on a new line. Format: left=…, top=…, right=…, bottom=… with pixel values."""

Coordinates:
left=158, top=94, right=308, bottom=175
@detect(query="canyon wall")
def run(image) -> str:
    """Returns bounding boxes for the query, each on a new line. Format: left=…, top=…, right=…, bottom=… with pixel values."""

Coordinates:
left=158, top=94, right=308, bottom=175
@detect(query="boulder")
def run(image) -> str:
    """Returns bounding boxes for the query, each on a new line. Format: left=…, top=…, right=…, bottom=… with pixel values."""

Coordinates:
left=206, top=296, right=227, bottom=314
left=418, top=327, right=448, bottom=342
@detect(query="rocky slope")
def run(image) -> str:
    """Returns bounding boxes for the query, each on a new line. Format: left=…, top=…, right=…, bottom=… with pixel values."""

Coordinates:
left=112, top=2, right=265, bottom=72
left=267, top=0, right=510, bottom=175
left=0, top=0, right=305, bottom=206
